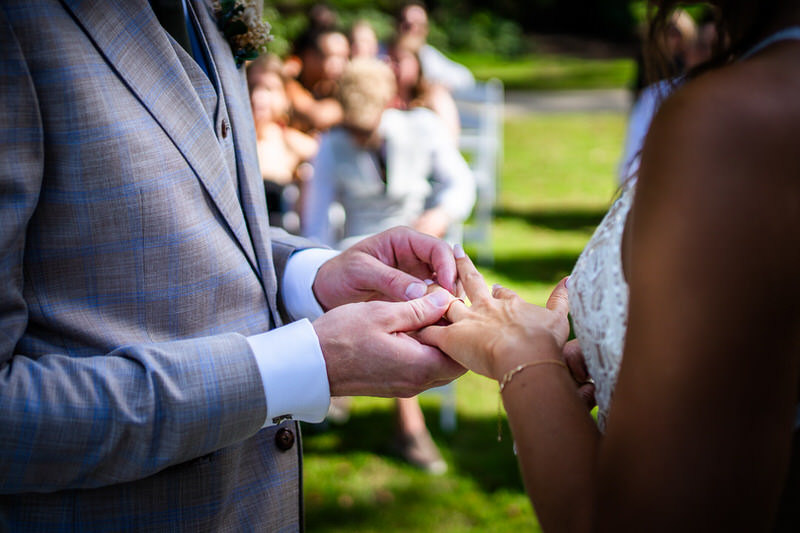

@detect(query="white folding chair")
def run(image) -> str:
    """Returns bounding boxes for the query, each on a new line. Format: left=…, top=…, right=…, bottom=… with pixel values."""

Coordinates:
left=452, top=78, right=504, bottom=266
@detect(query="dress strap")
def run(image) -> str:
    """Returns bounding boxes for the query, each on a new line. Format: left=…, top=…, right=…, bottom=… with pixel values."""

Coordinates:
left=741, top=26, right=800, bottom=60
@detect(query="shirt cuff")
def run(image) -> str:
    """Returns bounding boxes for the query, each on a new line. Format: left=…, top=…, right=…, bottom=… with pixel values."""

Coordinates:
left=247, top=318, right=331, bottom=426
left=282, top=248, right=340, bottom=321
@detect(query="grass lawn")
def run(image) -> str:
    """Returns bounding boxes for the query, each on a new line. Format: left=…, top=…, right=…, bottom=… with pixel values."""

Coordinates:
left=480, top=112, right=624, bottom=305
left=302, top=112, right=625, bottom=532
left=452, top=52, right=635, bottom=91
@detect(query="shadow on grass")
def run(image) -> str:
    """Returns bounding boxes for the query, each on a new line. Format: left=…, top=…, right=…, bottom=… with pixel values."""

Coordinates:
left=481, top=205, right=609, bottom=285
left=490, top=253, right=579, bottom=286
left=302, top=407, right=524, bottom=494
left=494, top=205, right=608, bottom=232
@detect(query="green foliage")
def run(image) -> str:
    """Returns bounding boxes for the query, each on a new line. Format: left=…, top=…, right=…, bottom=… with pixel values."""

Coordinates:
left=436, top=10, right=526, bottom=56
left=432, top=0, right=638, bottom=41
left=261, top=6, right=306, bottom=57
left=629, top=1, right=715, bottom=25
left=262, top=0, right=526, bottom=56
left=261, top=4, right=393, bottom=57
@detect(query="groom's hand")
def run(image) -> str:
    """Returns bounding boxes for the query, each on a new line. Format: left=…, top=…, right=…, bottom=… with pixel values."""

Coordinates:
left=311, top=227, right=459, bottom=310
left=313, top=289, right=465, bottom=397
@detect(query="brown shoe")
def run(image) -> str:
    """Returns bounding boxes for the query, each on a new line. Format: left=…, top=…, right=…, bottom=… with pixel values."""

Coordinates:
left=396, top=430, right=447, bottom=475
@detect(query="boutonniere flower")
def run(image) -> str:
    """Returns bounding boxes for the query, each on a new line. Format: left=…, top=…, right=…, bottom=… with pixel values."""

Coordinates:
left=212, top=0, right=272, bottom=67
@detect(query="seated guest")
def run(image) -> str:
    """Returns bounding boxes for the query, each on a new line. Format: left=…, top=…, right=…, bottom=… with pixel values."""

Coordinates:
left=388, top=35, right=461, bottom=143
left=302, top=58, right=475, bottom=249
left=284, top=29, right=350, bottom=134
left=349, top=19, right=380, bottom=60
left=302, top=58, right=476, bottom=473
left=395, top=1, right=475, bottom=92
left=248, top=55, right=318, bottom=231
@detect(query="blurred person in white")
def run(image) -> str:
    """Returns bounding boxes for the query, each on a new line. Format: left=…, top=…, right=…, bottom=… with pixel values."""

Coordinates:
left=303, top=57, right=474, bottom=249
left=302, top=58, right=475, bottom=473
left=248, top=55, right=318, bottom=231
left=395, top=1, right=475, bottom=92
left=388, top=34, right=461, bottom=143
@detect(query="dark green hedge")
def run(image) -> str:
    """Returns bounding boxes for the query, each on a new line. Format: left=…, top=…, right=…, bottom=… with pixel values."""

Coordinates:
left=263, top=0, right=638, bottom=56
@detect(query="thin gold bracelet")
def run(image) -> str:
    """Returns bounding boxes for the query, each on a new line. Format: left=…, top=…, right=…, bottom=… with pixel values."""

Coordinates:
left=499, top=360, right=567, bottom=393
left=497, top=360, right=567, bottom=442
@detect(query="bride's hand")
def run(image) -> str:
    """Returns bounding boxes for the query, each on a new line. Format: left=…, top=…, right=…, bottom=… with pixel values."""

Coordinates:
left=563, top=339, right=597, bottom=410
left=416, top=247, right=572, bottom=381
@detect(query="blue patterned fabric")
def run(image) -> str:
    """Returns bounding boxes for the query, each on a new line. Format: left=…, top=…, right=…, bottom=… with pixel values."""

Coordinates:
left=0, top=0, right=312, bottom=530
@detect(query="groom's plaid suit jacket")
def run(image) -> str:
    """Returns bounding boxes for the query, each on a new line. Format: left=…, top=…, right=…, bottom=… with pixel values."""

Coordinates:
left=0, top=0, right=313, bottom=530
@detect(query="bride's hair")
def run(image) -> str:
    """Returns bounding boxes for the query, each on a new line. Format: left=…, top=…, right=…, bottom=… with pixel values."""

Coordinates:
left=643, top=0, right=787, bottom=83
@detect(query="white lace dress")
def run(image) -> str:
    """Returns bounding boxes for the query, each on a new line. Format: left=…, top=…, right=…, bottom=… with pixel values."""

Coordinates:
left=567, top=182, right=634, bottom=431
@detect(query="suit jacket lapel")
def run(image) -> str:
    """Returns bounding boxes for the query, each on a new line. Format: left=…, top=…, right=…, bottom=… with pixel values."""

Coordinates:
left=60, top=0, right=259, bottom=270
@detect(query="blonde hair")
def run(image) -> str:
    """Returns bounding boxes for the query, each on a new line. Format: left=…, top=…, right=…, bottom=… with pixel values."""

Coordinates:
left=336, top=58, right=397, bottom=130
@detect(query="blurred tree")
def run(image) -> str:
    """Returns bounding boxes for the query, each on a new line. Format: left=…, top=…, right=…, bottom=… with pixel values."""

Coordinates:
left=433, top=0, right=636, bottom=41
left=262, top=0, right=637, bottom=56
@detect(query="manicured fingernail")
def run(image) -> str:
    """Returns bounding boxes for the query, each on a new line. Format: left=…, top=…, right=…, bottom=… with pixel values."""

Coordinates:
left=427, top=290, right=451, bottom=307
left=424, top=279, right=434, bottom=286
left=492, top=283, right=502, bottom=293
left=453, top=244, right=465, bottom=259
left=405, top=282, right=427, bottom=300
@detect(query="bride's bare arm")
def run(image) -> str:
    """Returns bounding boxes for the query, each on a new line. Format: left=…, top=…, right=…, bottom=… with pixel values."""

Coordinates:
left=596, top=55, right=800, bottom=531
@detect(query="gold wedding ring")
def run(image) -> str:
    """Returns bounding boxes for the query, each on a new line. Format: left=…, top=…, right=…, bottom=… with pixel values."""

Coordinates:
left=443, top=297, right=465, bottom=322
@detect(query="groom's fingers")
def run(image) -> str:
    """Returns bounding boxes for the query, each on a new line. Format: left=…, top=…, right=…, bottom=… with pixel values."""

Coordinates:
left=342, top=244, right=429, bottom=302
left=389, top=289, right=454, bottom=332
left=380, top=227, right=458, bottom=294
left=414, top=323, right=446, bottom=349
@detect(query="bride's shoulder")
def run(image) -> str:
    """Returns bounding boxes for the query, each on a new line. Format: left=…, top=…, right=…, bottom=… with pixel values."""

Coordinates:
left=652, top=46, right=800, bottom=147
left=640, top=52, right=800, bottom=191
left=634, top=49, right=800, bottom=247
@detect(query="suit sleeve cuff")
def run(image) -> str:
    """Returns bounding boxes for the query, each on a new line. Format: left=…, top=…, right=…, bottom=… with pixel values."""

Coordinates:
left=247, top=319, right=331, bottom=426
left=281, top=248, right=340, bottom=321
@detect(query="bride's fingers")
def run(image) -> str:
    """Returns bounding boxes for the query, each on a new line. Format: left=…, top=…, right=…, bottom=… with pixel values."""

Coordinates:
left=443, top=298, right=468, bottom=322
left=491, top=283, right=518, bottom=300
left=545, top=277, right=570, bottom=315
left=414, top=324, right=446, bottom=348
left=563, top=339, right=590, bottom=383
left=454, top=279, right=466, bottom=300
left=453, top=245, right=491, bottom=303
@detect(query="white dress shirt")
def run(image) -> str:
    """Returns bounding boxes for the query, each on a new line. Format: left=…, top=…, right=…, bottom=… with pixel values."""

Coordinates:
left=246, top=248, right=339, bottom=426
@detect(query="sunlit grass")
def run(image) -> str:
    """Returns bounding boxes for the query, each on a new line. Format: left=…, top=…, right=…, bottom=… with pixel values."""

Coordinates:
left=452, top=52, right=635, bottom=91
left=476, top=112, right=624, bottom=304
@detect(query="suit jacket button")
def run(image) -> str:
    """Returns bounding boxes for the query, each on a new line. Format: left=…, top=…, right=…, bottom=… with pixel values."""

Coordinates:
left=220, top=119, right=229, bottom=139
left=275, top=427, right=295, bottom=451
